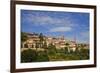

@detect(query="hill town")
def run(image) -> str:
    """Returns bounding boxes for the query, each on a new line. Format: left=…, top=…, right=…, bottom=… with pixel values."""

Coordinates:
left=21, top=32, right=89, bottom=62
left=21, top=32, right=89, bottom=52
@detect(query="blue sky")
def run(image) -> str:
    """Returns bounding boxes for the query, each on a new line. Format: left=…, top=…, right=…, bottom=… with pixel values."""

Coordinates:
left=21, top=10, right=90, bottom=44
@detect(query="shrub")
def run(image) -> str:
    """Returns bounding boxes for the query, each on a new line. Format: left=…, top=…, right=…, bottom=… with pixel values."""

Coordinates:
left=21, top=49, right=37, bottom=63
left=36, top=51, right=49, bottom=62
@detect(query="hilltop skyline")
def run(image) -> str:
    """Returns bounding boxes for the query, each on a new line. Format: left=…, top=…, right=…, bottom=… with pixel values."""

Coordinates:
left=21, top=10, right=90, bottom=44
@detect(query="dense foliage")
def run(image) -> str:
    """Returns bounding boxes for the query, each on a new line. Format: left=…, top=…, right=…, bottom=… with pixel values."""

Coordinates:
left=21, top=44, right=89, bottom=63
left=21, top=32, right=28, bottom=42
left=21, top=49, right=37, bottom=62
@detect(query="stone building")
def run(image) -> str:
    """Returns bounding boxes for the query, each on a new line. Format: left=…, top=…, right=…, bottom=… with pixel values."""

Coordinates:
left=21, top=32, right=76, bottom=52
left=68, top=41, right=76, bottom=52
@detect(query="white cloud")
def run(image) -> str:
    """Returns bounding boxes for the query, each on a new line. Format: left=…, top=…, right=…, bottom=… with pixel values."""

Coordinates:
left=49, top=27, right=72, bottom=32
left=22, top=11, right=80, bottom=33
left=22, top=12, right=77, bottom=28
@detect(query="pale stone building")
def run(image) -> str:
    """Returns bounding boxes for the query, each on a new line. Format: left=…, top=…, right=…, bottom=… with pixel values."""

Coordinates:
left=21, top=32, right=76, bottom=52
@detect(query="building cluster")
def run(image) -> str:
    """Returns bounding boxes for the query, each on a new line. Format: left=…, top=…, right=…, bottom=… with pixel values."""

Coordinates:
left=21, top=32, right=88, bottom=52
left=21, top=32, right=71, bottom=50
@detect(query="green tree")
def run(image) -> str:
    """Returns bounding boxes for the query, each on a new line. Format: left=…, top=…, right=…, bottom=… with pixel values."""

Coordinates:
left=36, top=51, right=49, bottom=62
left=35, top=41, right=39, bottom=51
left=21, top=32, right=28, bottom=48
left=79, top=49, right=89, bottom=60
left=80, top=44, right=85, bottom=49
left=21, top=32, right=27, bottom=42
left=47, top=44, right=56, bottom=55
left=39, top=33, right=44, bottom=48
left=64, top=47, right=68, bottom=54
left=21, top=49, right=37, bottom=62
left=65, top=42, right=70, bottom=52
left=43, top=40, right=47, bottom=49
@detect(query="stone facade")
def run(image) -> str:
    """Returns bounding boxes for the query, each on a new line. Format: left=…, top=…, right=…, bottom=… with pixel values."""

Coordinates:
left=21, top=32, right=77, bottom=52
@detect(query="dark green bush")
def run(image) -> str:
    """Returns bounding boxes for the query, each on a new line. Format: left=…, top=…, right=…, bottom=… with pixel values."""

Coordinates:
left=21, top=49, right=37, bottom=63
